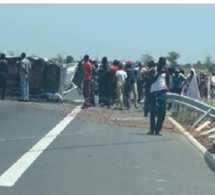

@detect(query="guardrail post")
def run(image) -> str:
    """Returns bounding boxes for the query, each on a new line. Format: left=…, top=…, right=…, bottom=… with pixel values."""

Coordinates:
left=178, top=104, right=185, bottom=122
left=191, top=109, right=212, bottom=129
left=167, top=93, right=215, bottom=126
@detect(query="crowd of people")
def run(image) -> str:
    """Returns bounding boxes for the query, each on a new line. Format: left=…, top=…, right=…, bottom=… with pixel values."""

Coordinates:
left=169, top=67, right=209, bottom=100
left=1, top=52, right=214, bottom=135
left=76, top=55, right=167, bottom=135
left=78, top=55, right=212, bottom=108
left=77, top=54, right=215, bottom=135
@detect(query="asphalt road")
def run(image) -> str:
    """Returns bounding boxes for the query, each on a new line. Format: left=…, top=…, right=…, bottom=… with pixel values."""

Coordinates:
left=0, top=90, right=215, bottom=195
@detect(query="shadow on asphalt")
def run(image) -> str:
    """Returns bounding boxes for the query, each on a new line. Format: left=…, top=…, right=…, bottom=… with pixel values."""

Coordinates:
left=204, top=150, right=215, bottom=175
left=40, top=138, right=178, bottom=152
left=0, top=138, right=177, bottom=156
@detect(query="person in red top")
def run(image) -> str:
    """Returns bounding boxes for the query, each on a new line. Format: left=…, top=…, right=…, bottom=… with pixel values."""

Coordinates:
left=82, top=54, right=92, bottom=109
left=109, top=60, right=119, bottom=105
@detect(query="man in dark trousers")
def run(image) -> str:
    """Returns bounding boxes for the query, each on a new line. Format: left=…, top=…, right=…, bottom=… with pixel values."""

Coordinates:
left=143, top=60, right=156, bottom=117
left=109, top=60, right=119, bottom=105
left=147, top=57, right=168, bottom=136
left=98, top=56, right=110, bottom=108
left=0, top=53, right=8, bottom=100
left=89, top=60, right=98, bottom=106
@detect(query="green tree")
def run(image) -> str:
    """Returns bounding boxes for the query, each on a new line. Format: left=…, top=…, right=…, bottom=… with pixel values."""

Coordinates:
left=166, top=51, right=180, bottom=67
left=140, top=54, right=154, bottom=65
left=66, top=55, right=74, bottom=63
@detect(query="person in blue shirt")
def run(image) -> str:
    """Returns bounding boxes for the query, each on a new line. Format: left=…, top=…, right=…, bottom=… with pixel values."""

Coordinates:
left=172, top=68, right=186, bottom=95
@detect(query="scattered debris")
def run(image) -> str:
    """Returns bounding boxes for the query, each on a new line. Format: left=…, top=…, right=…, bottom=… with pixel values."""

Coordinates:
left=77, top=107, right=178, bottom=134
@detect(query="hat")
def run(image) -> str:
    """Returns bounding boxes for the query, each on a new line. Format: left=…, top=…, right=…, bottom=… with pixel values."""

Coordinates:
left=126, top=61, right=133, bottom=65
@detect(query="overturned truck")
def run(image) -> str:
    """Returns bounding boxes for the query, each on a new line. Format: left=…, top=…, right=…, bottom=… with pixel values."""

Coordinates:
left=4, top=56, right=77, bottom=98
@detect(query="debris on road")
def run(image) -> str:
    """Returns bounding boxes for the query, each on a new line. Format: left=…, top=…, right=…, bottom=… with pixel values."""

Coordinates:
left=77, top=107, right=178, bottom=134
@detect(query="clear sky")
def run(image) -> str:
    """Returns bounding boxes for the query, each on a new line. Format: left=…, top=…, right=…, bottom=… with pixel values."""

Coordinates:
left=0, top=4, right=215, bottom=63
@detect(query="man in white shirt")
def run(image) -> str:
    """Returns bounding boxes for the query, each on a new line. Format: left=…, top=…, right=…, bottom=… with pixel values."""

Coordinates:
left=115, top=63, right=127, bottom=110
left=18, top=52, right=32, bottom=102
left=147, top=57, right=167, bottom=135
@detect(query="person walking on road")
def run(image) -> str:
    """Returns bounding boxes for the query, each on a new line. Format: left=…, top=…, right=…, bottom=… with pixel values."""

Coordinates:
left=19, top=52, right=31, bottom=102
left=147, top=57, right=168, bottom=136
left=0, top=53, right=8, bottom=100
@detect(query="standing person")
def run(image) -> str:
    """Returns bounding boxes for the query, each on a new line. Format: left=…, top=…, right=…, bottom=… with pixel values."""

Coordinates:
left=199, top=72, right=208, bottom=99
left=19, top=52, right=31, bottom=102
left=136, top=62, right=144, bottom=103
left=147, top=57, right=168, bottom=135
left=182, top=68, right=200, bottom=100
left=109, top=60, right=119, bottom=105
left=92, top=60, right=99, bottom=96
left=81, top=55, right=93, bottom=109
left=115, top=63, right=127, bottom=110
left=143, top=60, right=156, bottom=117
left=166, top=67, right=175, bottom=92
left=89, top=60, right=99, bottom=106
left=0, top=53, right=8, bottom=100
left=172, top=68, right=186, bottom=95
left=98, top=56, right=110, bottom=107
left=124, top=61, right=138, bottom=109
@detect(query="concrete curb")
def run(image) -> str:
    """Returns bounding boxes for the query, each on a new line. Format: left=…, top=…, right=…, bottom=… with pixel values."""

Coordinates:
left=167, top=116, right=215, bottom=172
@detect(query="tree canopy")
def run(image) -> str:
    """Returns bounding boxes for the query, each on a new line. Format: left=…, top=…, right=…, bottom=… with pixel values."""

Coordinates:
left=66, top=55, right=74, bottom=63
left=166, top=51, right=180, bottom=67
left=140, top=54, right=154, bottom=65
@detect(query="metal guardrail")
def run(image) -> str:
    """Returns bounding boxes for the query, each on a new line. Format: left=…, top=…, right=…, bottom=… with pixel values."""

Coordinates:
left=167, top=93, right=215, bottom=118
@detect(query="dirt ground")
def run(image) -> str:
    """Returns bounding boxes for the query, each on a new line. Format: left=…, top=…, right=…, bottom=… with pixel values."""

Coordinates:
left=185, top=123, right=215, bottom=154
left=76, top=107, right=179, bottom=134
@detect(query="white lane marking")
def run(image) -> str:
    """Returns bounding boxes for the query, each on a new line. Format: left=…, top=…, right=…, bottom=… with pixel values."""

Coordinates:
left=0, top=106, right=81, bottom=187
